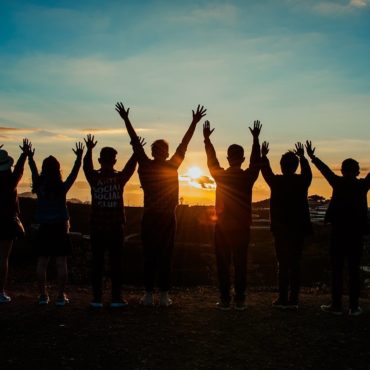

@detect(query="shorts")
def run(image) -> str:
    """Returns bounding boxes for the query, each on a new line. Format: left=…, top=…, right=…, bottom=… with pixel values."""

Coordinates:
left=34, top=222, right=72, bottom=257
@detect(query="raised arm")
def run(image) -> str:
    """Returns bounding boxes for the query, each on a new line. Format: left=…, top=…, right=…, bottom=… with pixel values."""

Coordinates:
left=203, top=120, right=223, bottom=179
left=64, top=142, right=84, bottom=192
left=170, top=105, right=207, bottom=168
left=120, top=137, right=145, bottom=184
left=246, top=120, right=262, bottom=181
left=83, top=134, right=97, bottom=184
left=115, top=101, right=148, bottom=163
left=260, top=141, right=275, bottom=187
left=294, top=142, right=312, bottom=187
left=25, top=140, right=39, bottom=186
left=305, top=140, right=337, bottom=187
left=13, top=138, right=31, bottom=186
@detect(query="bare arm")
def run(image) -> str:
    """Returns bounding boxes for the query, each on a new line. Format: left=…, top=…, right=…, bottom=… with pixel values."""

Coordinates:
left=83, top=135, right=97, bottom=185
left=305, top=140, right=337, bottom=187
left=115, top=102, right=148, bottom=163
left=294, top=142, right=312, bottom=187
left=170, top=105, right=207, bottom=168
left=260, top=141, right=274, bottom=187
left=203, top=120, right=223, bottom=179
left=13, top=138, right=31, bottom=186
left=64, top=142, right=84, bottom=192
left=246, top=120, right=262, bottom=182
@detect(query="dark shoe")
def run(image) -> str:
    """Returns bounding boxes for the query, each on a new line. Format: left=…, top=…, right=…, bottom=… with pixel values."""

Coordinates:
left=110, top=299, right=129, bottom=308
left=90, top=301, right=103, bottom=309
left=348, top=307, right=363, bottom=317
left=320, top=304, right=343, bottom=316
left=56, top=294, right=70, bottom=307
left=286, top=299, right=299, bottom=310
left=272, top=298, right=289, bottom=309
left=38, top=294, right=50, bottom=305
left=234, top=301, right=247, bottom=311
left=216, top=301, right=231, bottom=311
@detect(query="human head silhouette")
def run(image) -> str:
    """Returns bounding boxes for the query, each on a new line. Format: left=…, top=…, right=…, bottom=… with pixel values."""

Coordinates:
left=227, top=144, right=245, bottom=167
left=42, top=156, right=61, bottom=177
left=341, top=158, right=360, bottom=178
left=280, top=152, right=299, bottom=175
left=151, top=139, right=169, bottom=160
left=98, top=147, right=117, bottom=170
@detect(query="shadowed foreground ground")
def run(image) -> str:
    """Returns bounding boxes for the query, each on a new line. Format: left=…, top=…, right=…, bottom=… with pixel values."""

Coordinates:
left=1, top=286, right=370, bottom=370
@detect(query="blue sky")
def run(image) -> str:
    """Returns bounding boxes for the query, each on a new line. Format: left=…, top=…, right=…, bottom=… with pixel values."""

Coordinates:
left=0, top=0, right=369, bottom=204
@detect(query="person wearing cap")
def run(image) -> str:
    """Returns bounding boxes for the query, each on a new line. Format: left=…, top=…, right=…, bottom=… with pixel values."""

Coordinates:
left=27, top=142, right=84, bottom=306
left=83, top=134, right=141, bottom=308
left=0, top=139, right=32, bottom=303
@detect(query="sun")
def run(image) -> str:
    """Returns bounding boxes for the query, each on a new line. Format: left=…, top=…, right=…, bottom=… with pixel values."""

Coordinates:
left=187, top=166, right=202, bottom=179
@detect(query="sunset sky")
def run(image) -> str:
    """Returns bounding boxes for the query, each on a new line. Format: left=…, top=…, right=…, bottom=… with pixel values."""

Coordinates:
left=1, top=0, right=369, bottom=205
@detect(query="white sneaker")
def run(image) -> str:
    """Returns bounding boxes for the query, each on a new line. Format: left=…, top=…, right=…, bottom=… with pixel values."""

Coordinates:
left=0, top=293, right=11, bottom=303
left=140, top=292, right=154, bottom=306
left=159, top=291, right=172, bottom=307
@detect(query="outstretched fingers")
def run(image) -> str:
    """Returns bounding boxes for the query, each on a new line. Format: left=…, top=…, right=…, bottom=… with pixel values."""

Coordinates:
left=305, top=140, right=315, bottom=158
left=261, top=141, right=269, bottom=156
left=137, top=136, right=147, bottom=147
left=192, top=105, right=207, bottom=122
left=84, top=134, right=97, bottom=149
left=249, top=120, right=262, bottom=137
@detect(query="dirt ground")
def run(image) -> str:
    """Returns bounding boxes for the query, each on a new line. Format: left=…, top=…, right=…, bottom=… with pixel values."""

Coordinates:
left=1, top=285, right=370, bottom=370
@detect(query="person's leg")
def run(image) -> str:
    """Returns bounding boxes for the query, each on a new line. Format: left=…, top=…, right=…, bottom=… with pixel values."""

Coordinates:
left=233, top=229, right=250, bottom=304
left=215, top=224, right=231, bottom=304
left=288, top=237, right=304, bottom=304
left=108, top=230, right=124, bottom=302
left=37, top=256, right=50, bottom=296
left=90, top=233, right=105, bottom=303
left=330, top=230, right=345, bottom=309
left=158, top=215, right=176, bottom=293
left=56, top=256, right=68, bottom=297
left=274, top=235, right=289, bottom=304
left=0, top=240, right=13, bottom=295
left=142, top=214, right=157, bottom=294
left=347, top=233, right=363, bottom=311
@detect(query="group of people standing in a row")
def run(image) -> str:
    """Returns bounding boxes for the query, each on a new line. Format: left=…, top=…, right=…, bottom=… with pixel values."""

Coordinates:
left=0, top=102, right=369, bottom=315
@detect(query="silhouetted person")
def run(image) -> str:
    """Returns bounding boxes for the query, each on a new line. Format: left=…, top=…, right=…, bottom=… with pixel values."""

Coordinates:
left=28, top=142, right=84, bottom=306
left=83, top=134, right=140, bottom=308
left=116, top=101, right=206, bottom=306
left=261, top=142, right=312, bottom=310
left=0, top=139, right=30, bottom=303
left=203, top=119, right=261, bottom=311
left=306, top=141, right=370, bottom=316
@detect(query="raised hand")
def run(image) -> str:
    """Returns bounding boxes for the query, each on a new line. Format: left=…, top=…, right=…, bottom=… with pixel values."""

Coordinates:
left=19, top=138, right=34, bottom=157
left=73, top=142, right=85, bottom=157
left=203, top=120, right=215, bottom=139
left=261, top=141, right=269, bottom=157
left=294, top=142, right=305, bottom=158
left=249, top=120, right=262, bottom=138
left=137, top=136, right=146, bottom=147
left=192, top=105, right=207, bottom=125
left=84, top=134, right=97, bottom=150
left=115, top=102, right=130, bottom=121
left=305, top=140, right=316, bottom=159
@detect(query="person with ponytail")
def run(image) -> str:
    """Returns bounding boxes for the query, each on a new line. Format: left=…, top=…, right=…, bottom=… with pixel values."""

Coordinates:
left=27, top=142, right=84, bottom=306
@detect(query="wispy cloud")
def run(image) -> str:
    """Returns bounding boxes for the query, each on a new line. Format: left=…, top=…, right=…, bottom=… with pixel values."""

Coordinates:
left=312, top=0, right=369, bottom=15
